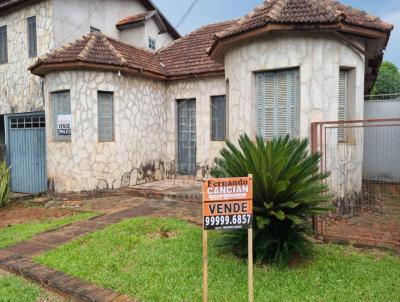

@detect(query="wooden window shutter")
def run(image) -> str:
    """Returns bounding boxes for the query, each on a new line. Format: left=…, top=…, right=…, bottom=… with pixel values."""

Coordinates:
left=27, top=16, right=37, bottom=58
left=338, top=70, right=347, bottom=141
left=0, top=26, right=7, bottom=64
left=98, top=92, right=114, bottom=142
left=256, top=69, right=299, bottom=140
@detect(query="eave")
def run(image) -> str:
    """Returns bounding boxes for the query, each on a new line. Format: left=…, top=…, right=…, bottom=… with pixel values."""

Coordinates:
left=30, top=62, right=167, bottom=80
left=209, top=21, right=391, bottom=62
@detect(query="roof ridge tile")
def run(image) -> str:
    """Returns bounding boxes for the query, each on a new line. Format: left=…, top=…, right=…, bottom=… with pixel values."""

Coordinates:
left=100, top=34, right=128, bottom=66
left=77, top=33, right=97, bottom=61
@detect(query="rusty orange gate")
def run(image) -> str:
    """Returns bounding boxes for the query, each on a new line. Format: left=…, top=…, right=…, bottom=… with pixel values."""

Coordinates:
left=311, top=118, right=400, bottom=250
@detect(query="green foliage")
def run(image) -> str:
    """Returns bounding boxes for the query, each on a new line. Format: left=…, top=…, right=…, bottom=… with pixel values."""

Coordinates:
left=211, top=134, right=332, bottom=265
left=0, top=211, right=98, bottom=248
left=36, top=217, right=400, bottom=302
left=371, top=61, right=400, bottom=96
left=0, top=161, right=10, bottom=208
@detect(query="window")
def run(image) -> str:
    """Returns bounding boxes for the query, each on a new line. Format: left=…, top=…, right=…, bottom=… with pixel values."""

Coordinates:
left=148, top=37, right=156, bottom=50
left=51, top=91, right=71, bottom=141
left=90, top=26, right=100, bottom=33
left=256, top=69, right=299, bottom=140
left=10, top=116, right=45, bottom=129
left=211, top=95, right=226, bottom=141
left=27, top=16, right=37, bottom=57
left=338, top=70, right=348, bottom=141
left=98, top=92, right=114, bottom=142
left=0, top=26, right=7, bottom=64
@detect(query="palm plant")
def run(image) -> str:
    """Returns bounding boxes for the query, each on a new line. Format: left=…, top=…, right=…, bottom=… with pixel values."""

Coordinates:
left=0, top=161, right=11, bottom=208
left=211, top=134, right=332, bottom=265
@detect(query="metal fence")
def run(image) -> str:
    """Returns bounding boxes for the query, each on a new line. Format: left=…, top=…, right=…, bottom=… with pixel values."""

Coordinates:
left=311, top=119, right=400, bottom=250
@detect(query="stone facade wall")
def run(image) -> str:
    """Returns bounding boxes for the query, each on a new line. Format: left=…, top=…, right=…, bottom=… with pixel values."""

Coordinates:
left=166, top=76, right=227, bottom=179
left=45, top=70, right=169, bottom=192
left=224, top=33, right=365, bottom=204
left=224, top=34, right=365, bottom=140
left=0, top=0, right=53, bottom=114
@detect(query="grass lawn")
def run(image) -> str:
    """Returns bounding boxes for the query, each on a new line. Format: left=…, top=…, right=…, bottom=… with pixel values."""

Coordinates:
left=0, top=211, right=97, bottom=248
left=0, top=269, right=64, bottom=302
left=36, top=217, right=400, bottom=302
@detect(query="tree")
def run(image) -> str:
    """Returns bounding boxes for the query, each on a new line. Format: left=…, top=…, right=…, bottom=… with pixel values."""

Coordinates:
left=372, top=61, right=400, bottom=96
left=211, top=134, right=332, bottom=265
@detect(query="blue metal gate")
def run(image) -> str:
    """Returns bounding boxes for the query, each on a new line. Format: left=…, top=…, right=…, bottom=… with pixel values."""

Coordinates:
left=6, top=113, right=47, bottom=194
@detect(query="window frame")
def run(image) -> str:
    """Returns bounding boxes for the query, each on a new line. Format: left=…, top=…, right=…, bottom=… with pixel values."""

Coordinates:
left=90, top=26, right=100, bottom=33
left=97, top=91, right=114, bottom=142
left=27, top=16, right=37, bottom=58
left=148, top=37, right=156, bottom=50
left=0, top=25, right=8, bottom=64
left=210, top=95, right=227, bottom=141
left=51, top=90, right=71, bottom=142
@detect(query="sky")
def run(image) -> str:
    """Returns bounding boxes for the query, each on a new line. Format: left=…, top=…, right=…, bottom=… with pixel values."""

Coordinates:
left=153, top=0, right=400, bottom=68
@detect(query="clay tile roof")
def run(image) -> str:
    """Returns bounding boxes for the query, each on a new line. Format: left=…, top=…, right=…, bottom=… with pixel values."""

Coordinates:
left=30, top=31, right=164, bottom=76
left=217, top=0, right=393, bottom=40
left=116, top=11, right=156, bottom=29
left=158, top=20, right=238, bottom=78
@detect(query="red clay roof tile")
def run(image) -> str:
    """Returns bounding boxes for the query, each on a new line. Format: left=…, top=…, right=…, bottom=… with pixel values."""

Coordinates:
left=116, top=11, right=156, bottom=28
left=30, top=32, right=164, bottom=76
left=217, top=0, right=393, bottom=40
left=157, top=20, right=237, bottom=78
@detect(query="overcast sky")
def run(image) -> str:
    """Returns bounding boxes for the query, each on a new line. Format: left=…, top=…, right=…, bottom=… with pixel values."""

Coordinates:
left=153, top=0, right=400, bottom=68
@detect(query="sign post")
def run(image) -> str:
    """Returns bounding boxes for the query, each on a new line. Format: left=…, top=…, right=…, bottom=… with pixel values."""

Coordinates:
left=202, top=175, right=253, bottom=302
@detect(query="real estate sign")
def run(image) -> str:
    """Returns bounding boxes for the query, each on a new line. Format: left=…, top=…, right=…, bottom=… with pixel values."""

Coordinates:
left=202, top=175, right=254, bottom=302
left=202, top=176, right=253, bottom=230
left=57, top=114, right=71, bottom=135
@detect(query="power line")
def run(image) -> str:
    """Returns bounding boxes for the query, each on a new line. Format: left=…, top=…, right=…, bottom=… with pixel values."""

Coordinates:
left=58, top=0, right=106, bottom=47
left=175, top=0, right=199, bottom=29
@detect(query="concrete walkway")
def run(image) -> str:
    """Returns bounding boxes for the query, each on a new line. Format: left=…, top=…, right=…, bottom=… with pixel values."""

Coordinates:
left=0, top=205, right=160, bottom=302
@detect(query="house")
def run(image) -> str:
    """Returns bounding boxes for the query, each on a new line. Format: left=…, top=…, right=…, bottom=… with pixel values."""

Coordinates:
left=2, top=0, right=393, bottom=193
left=0, top=0, right=179, bottom=193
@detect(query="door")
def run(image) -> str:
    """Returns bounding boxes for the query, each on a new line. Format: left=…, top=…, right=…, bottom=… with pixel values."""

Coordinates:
left=177, top=99, right=196, bottom=175
left=6, top=113, right=47, bottom=194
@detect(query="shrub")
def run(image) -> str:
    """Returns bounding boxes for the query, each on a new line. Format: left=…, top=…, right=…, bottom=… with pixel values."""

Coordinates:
left=211, top=134, right=332, bottom=265
left=0, top=161, right=10, bottom=208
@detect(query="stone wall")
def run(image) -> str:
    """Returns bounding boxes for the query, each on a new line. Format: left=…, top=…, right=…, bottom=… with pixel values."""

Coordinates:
left=224, top=33, right=365, bottom=202
left=0, top=0, right=53, bottom=114
left=45, top=70, right=169, bottom=192
left=166, top=76, right=227, bottom=179
left=224, top=33, right=365, bottom=140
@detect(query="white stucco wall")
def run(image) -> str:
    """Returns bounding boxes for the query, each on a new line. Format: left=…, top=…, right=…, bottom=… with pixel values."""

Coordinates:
left=53, top=0, right=174, bottom=51
left=166, top=76, right=227, bottom=179
left=224, top=34, right=366, bottom=206
left=45, top=70, right=169, bottom=192
left=0, top=0, right=53, bottom=114
left=145, top=18, right=174, bottom=51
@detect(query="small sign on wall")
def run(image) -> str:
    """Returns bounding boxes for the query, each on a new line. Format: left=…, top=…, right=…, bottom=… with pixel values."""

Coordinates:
left=57, top=114, right=71, bottom=135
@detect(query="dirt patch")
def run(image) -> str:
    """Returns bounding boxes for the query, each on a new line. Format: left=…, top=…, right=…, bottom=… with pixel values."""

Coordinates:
left=148, top=228, right=178, bottom=239
left=0, top=203, right=80, bottom=228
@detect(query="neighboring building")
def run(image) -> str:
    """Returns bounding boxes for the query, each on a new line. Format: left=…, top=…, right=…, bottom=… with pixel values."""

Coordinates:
left=0, top=0, right=179, bottom=193
left=5, top=0, right=395, bottom=193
